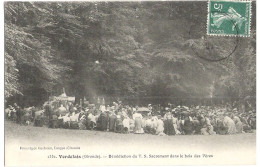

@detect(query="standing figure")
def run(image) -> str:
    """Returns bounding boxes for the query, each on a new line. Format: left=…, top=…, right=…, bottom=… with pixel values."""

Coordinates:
left=163, top=113, right=176, bottom=135
left=109, top=111, right=117, bottom=132
left=133, top=112, right=144, bottom=134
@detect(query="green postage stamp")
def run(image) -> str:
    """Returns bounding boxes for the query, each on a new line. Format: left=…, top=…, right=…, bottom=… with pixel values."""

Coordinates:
left=207, top=0, right=251, bottom=37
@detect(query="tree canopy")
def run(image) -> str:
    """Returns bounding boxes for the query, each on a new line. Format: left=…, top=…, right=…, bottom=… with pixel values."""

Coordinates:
left=5, top=1, right=256, bottom=107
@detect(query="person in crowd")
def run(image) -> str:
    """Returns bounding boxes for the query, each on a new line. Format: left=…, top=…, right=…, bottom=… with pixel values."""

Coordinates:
left=69, top=103, right=75, bottom=114
left=98, top=110, right=109, bottom=131
left=239, top=113, right=252, bottom=133
left=5, top=105, right=12, bottom=120
left=223, top=113, right=237, bottom=134
left=172, top=114, right=181, bottom=135
left=21, top=110, right=31, bottom=125
left=127, top=106, right=134, bottom=119
left=164, top=112, right=176, bottom=135
left=44, top=101, right=53, bottom=127
left=108, top=110, right=117, bottom=132
left=122, top=115, right=130, bottom=134
left=232, top=114, right=243, bottom=133
left=31, top=106, right=36, bottom=122
left=144, top=116, right=152, bottom=134
left=79, top=114, right=87, bottom=130
left=60, top=113, right=70, bottom=129
left=133, top=111, right=144, bottom=134
left=58, top=104, right=67, bottom=116
left=198, top=115, right=216, bottom=135
left=34, top=112, right=44, bottom=127
left=14, top=103, right=23, bottom=124
left=150, top=116, right=158, bottom=135
left=248, top=111, right=256, bottom=130
left=49, top=113, right=59, bottom=128
left=156, top=115, right=165, bottom=136
left=6, top=99, right=256, bottom=137
left=191, top=113, right=200, bottom=134
left=215, top=118, right=227, bottom=135
left=115, top=115, right=124, bottom=133
left=87, top=111, right=96, bottom=130
left=113, top=102, right=119, bottom=114
left=182, top=113, right=193, bottom=135
left=70, top=110, right=80, bottom=129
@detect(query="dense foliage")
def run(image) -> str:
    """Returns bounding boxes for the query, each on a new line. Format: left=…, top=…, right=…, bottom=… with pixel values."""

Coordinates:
left=5, top=2, right=256, bottom=106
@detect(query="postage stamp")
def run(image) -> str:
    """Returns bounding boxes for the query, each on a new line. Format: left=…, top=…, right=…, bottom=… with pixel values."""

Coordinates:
left=207, top=0, right=251, bottom=37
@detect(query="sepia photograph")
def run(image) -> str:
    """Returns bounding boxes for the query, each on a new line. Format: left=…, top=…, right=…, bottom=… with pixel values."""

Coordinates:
left=4, top=0, right=256, bottom=166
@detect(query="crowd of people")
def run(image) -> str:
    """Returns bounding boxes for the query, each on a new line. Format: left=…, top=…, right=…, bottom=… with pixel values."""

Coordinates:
left=5, top=100, right=256, bottom=136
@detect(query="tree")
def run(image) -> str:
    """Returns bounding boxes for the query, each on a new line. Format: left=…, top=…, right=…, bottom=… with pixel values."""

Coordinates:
left=4, top=1, right=256, bottom=107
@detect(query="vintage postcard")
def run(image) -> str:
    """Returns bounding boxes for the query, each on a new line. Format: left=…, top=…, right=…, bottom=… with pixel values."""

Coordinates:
left=4, top=0, right=256, bottom=166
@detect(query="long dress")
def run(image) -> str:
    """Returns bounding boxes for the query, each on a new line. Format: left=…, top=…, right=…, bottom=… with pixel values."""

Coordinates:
left=172, top=117, right=181, bottom=135
left=223, top=116, right=237, bottom=134
left=156, top=119, right=165, bottom=136
left=164, top=118, right=176, bottom=135
left=109, top=114, right=117, bottom=132
left=133, top=113, right=144, bottom=134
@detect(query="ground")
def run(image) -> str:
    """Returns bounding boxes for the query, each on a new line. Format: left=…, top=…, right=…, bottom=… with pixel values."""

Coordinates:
left=5, top=120, right=256, bottom=166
